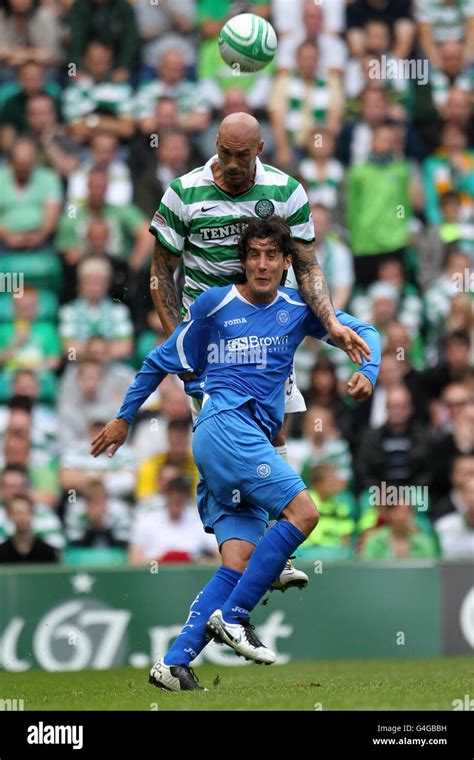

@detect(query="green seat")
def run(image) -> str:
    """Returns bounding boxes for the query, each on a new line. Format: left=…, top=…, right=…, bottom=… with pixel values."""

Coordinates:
left=62, top=547, right=128, bottom=567
left=0, top=251, right=63, bottom=293
left=0, top=290, right=59, bottom=321
left=0, top=369, right=58, bottom=404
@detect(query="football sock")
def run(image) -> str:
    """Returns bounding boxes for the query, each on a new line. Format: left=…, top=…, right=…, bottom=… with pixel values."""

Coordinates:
left=163, top=565, right=242, bottom=666
left=220, top=520, right=305, bottom=622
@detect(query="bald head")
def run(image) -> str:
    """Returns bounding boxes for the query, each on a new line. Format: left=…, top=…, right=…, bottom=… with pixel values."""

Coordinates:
left=215, top=112, right=264, bottom=192
left=218, top=112, right=261, bottom=144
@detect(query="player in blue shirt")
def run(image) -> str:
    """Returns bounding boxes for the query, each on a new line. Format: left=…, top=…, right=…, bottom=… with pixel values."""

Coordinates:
left=91, top=217, right=381, bottom=691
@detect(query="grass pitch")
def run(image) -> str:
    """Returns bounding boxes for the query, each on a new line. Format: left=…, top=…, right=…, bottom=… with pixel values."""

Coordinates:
left=3, top=657, right=472, bottom=711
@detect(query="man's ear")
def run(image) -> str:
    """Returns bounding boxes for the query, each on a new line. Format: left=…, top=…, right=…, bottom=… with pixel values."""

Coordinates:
left=256, top=139, right=265, bottom=156
left=283, top=255, right=292, bottom=271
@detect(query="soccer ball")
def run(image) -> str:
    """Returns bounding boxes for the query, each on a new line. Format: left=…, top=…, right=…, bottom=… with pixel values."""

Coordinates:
left=218, top=13, right=277, bottom=73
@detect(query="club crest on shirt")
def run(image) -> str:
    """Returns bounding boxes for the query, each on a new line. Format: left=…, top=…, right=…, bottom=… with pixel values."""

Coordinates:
left=257, top=463, right=271, bottom=478
left=152, top=212, right=167, bottom=228
left=255, top=199, right=275, bottom=218
left=276, top=310, right=290, bottom=326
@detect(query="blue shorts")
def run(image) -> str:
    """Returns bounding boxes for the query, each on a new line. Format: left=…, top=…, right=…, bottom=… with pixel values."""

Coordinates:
left=192, top=405, right=307, bottom=548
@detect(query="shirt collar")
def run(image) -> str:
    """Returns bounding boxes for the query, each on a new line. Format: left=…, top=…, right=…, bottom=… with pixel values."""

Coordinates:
left=202, top=154, right=265, bottom=184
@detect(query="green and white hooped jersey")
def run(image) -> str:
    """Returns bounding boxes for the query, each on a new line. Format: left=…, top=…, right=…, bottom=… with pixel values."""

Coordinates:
left=149, top=155, right=315, bottom=313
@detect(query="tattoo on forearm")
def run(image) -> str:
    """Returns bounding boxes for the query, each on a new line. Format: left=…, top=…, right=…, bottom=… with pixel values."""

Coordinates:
left=150, top=239, right=181, bottom=336
left=292, top=241, right=335, bottom=329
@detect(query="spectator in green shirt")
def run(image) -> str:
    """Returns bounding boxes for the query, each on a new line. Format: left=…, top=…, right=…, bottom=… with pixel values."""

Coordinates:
left=346, top=122, right=417, bottom=285
left=55, top=166, right=152, bottom=271
left=360, top=500, right=439, bottom=560
left=0, top=136, right=62, bottom=252
left=0, top=287, right=61, bottom=373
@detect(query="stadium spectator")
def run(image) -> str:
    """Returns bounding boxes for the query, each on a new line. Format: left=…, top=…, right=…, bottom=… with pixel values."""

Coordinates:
left=66, top=0, right=140, bottom=81
left=135, top=419, right=198, bottom=502
left=346, top=0, right=415, bottom=61
left=415, top=0, right=474, bottom=68
left=0, top=0, right=61, bottom=73
left=273, top=0, right=347, bottom=77
left=430, top=454, right=474, bottom=522
left=134, top=130, right=193, bottom=220
left=296, top=464, right=357, bottom=559
left=60, top=416, right=137, bottom=500
left=424, top=251, right=471, bottom=364
left=0, top=494, right=59, bottom=563
left=58, top=336, right=134, bottom=443
left=423, top=331, right=472, bottom=400
left=128, top=477, right=217, bottom=565
left=269, top=40, right=343, bottom=169
left=66, top=481, right=129, bottom=549
left=134, top=50, right=210, bottom=137
left=23, top=93, right=79, bottom=179
left=355, top=384, right=429, bottom=493
left=131, top=381, right=192, bottom=461
left=428, top=383, right=474, bottom=501
left=434, top=478, right=474, bottom=558
left=359, top=500, right=439, bottom=559
left=58, top=257, right=134, bottom=360
left=293, top=404, right=353, bottom=488
left=346, top=123, right=417, bottom=285
left=62, top=41, right=135, bottom=144
left=55, top=167, right=152, bottom=275
left=0, top=377, right=58, bottom=453
left=417, top=191, right=474, bottom=288
left=297, top=130, right=345, bottom=215
left=0, top=137, right=62, bottom=252
left=429, top=41, right=473, bottom=117
left=0, top=287, right=61, bottom=373
left=423, top=122, right=474, bottom=225
left=67, top=131, right=133, bottom=207
left=0, top=464, right=63, bottom=549
left=0, top=61, right=62, bottom=151
left=133, top=0, right=196, bottom=71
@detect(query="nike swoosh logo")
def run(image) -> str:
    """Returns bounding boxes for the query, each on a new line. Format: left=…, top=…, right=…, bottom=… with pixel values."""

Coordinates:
left=201, top=205, right=219, bottom=212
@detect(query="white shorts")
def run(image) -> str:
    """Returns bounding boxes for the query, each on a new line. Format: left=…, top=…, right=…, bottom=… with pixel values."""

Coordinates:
left=189, top=369, right=306, bottom=421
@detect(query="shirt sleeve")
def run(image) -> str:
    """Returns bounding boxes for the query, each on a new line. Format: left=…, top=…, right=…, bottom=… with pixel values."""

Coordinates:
left=284, top=178, right=316, bottom=242
left=304, top=308, right=381, bottom=389
left=149, top=180, right=188, bottom=256
left=117, top=297, right=210, bottom=423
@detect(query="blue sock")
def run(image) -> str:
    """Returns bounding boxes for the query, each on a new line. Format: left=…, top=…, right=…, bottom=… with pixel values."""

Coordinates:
left=220, top=520, right=306, bottom=623
left=163, top=565, right=242, bottom=667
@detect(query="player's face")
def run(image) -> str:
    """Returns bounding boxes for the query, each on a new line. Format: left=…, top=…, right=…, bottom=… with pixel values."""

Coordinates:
left=216, top=136, right=263, bottom=191
left=243, top=237, right=290, bottom=302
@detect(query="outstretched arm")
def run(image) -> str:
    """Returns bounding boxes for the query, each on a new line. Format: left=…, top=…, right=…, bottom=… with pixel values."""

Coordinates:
left=292, top=239, right=371, bottom=365
left=91, top=314, right=205, bottom=457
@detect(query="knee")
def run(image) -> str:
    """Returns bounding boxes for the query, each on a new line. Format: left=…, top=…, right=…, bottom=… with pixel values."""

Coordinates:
left=283, top=492, right=319, bottom=537
left=300, top=502, right=319, bottom=536
left=220, top=540, right=254, bottom=572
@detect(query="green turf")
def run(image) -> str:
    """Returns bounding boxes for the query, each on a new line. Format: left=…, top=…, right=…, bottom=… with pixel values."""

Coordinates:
left=2, top=657, right=472, bottom=711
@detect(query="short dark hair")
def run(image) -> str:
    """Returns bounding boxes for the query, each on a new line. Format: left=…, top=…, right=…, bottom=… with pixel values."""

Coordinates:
left=167, top=478, right=191, bottom=496
left=168, top=419, right=191, bottom=435
left=237, top=216, right=296, bottom=266
left=444, top=331, right=470, bottom=349
left=8, top=395, right=33, bottom=413
left=6, top=493, right=33, bottom=512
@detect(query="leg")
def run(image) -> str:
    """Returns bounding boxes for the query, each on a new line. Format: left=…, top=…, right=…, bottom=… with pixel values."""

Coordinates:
left=219, top=489, right=319, bottom=624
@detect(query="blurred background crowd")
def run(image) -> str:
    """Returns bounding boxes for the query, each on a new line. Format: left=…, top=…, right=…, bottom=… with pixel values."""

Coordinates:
left=0, top=0, right=472, bottom=567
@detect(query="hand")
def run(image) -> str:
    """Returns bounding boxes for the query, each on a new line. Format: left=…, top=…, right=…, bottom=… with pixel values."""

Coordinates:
left=327, top=319, right=371, bottom=365
left=347, top=372, right=373, bottom=402
left=90, top=418, right=129, bottom=458
left=22, top=230, right=45, bottom=249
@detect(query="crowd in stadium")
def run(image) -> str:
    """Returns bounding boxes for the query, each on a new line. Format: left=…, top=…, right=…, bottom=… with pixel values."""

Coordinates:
left=0, top=0, right=472, bottom=566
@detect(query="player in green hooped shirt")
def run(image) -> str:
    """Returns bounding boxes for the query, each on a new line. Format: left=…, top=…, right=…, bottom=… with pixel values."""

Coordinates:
left=148, top=112, right=370, bottom=589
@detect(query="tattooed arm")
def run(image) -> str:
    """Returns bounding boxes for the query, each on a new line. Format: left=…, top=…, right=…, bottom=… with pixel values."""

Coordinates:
left=150, top=238, right=181, bottom=337
left=292, top=239, right=371, bottom=365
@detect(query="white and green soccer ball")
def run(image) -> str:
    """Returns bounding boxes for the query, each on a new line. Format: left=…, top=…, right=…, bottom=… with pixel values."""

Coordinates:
left=218, top=13, right=277, bottom=73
